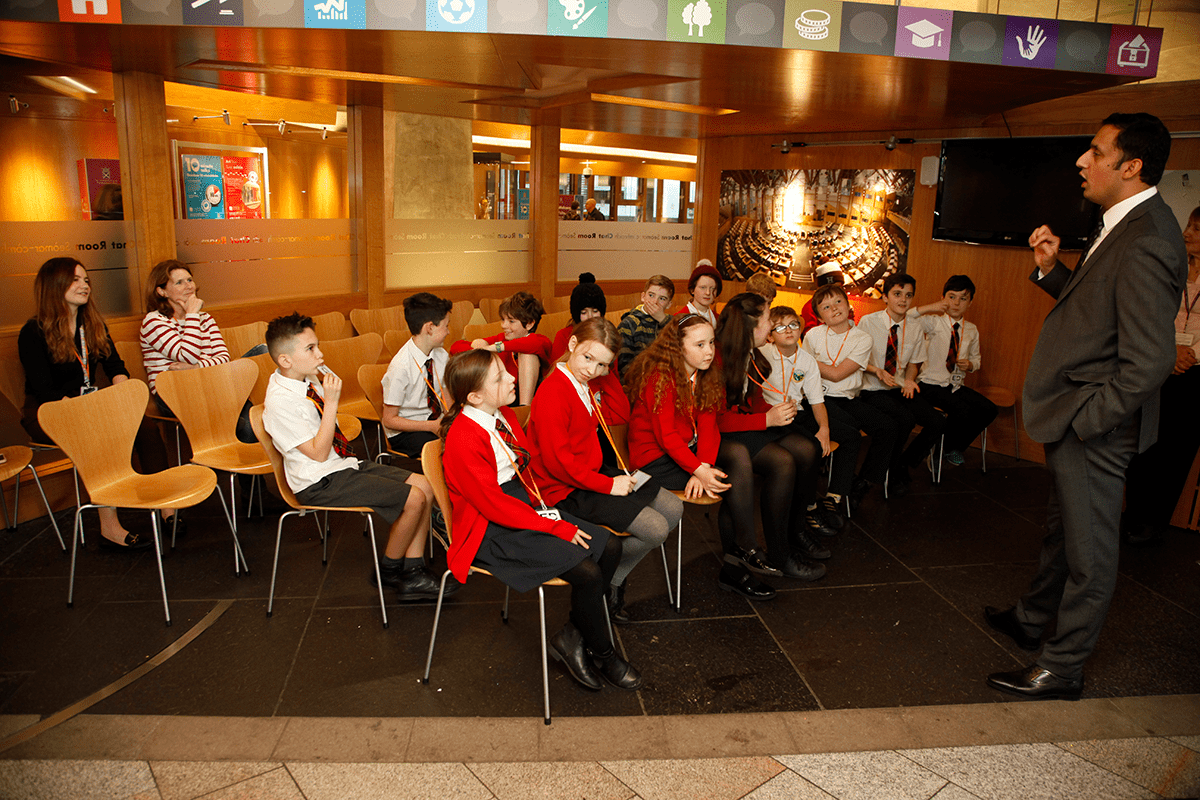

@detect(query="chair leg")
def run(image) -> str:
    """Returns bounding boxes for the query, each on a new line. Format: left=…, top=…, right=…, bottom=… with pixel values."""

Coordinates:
left=502, top=586, right=511, bottom=623
left=538, top=585, right=552, bottom=725
left=1012, top=408, right=1021, bottom=461
left=225, top=474, right=249, bottom=573
left=0, top=482, right=11, bottom=530
left=675, top=515, right=683, bottom=612
left=982, top=426, right=988, bottom=474
left=659, top=523, right=676, bottom=609
left=67, top=504, right=94, bottom=608
left=364, top=515, right=389, bottom=629
left=267, top=509, right=302, bottom=617
left=10, top=470, right=18, bottom=529
left=73, top=469, right=84, bottom=546
left=422, top=569, right=453, bottom=684
left=150, top=510, right=172, bottom=627
left=25, top=464, right=64, bottom=550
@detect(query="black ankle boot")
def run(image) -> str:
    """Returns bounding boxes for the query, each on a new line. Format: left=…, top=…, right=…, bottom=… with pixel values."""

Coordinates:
left=548, top=623, right=603, bottom=691
left=795, top=520, right=832, bottom=559
left=590, top=647, right=644, bottom=690
left=607, top=582, right=631, bottom=624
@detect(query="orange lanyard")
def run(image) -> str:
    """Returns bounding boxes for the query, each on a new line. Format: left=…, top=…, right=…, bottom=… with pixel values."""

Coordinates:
left=412, top=355, right=446, bottom=412
left=488, top=421, right=548, bottom=510
left=75, top=326, right=91, bottom=387
left=749, top=357, right=784, bottom=398
left=825, top=327, right=851, bottom=366
left=593, top=400, right=630, bottom=475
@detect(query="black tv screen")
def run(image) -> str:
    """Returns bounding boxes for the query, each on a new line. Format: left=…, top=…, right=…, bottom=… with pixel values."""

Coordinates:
left=933, top=137, right=1100, bottom=250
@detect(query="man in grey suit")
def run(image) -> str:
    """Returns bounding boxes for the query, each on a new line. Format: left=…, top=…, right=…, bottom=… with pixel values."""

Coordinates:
left=985, top=113, right=1187, bottom=700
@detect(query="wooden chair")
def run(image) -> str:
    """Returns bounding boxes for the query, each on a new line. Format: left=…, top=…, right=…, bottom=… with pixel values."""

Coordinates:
left=978, top=385, right=1019, bottom=470
left=245, top=353, right=361, bottom=442
left=419, top=438, right=566, bottom=725
left=313, top=310, right=354, bottom=341
left=479, top=297, right=505, bottom=323
left=607, top=423, right=709, bottom=612
left=0, top=445, right=64, bottom=549
left=447, top=300, right=475, bottom=345
left=155, top=359, right=268, bottom=568
left=543, top=295, right=571, bottom=314
left=463, top=321, right=504, bottom=342
left=114, top=340, right=183, bottom=465
left=605, top=308, right=630, bottom=327
left=511, top=405, right=531, bottom=429
left=250, top=405, right=389, bottom=628
left=540, top=310, right=572, bottom=342
left=38, top=379, right=217, bottom=626
left=349, top=306, right=404, bottom=339
left=221, top=321, right=267, bottom=360
left=383, top=329, right=411, bottom=357
left=357, top=362, right=408, bottom=464
left=319, top=333, right=384, bottom=456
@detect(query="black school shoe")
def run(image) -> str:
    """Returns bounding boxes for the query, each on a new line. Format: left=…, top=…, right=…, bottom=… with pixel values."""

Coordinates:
left=724, top=546, right=781, bottom=577
left=793, top=522, right=832, bottom=560
left=817, top=496, right=846, bottom=530
left=717, top=563, right=776, bottom=600
left=372, top=563, right=461, bottom=601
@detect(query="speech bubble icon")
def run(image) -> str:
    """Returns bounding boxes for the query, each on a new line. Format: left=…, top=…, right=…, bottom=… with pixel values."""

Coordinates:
left=849, top=10, right=886, bottom=45
left=1065, top=29, right=1102, bottom=63
left=617, top=0, right=658, bottom=29
left=496, top=0, right=537, bottom=22
left=735, top=2, right=773, bottom=36
left=130, top=0, right=172, bottom=13
left=959, top=20, right=995, bottom=52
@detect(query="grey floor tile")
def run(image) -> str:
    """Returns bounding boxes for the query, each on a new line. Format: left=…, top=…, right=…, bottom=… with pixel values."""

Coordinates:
left=467, top=761, right=635, bottom=799
left=286, top=762, right=495, bottom=799
left=197, top=766, right=304, bottom=800
left=149, top=760, right=282, bottom=800
left=741, top=769, right=835, bottom=799
left=774, top=751, right=947, bottom=800
left=1057, top=738, right=1200, bottom=799
left=901, top=743, right=1158, bottom=800
left=1170, top=735, right=1200, bottom=753
left=0, top=758, right=157, bottom=800
left=600, top=757, right=784, bottom=800
left=930, top=785, right=983, bottom=800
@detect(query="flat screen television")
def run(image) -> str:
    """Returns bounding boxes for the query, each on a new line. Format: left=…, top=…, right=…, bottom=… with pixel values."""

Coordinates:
left=933, top=136, right=1100, bottom=250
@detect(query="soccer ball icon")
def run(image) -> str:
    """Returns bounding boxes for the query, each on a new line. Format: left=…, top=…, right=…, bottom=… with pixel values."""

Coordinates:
left=438, top=0, right=474, bottom=23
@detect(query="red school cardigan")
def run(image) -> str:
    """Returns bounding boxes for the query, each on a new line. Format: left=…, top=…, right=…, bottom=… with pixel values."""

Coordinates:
left=442, top=406, right=578, bottom=583
left=627, top=372, right=719, bottom=476
left=449, top=332, right=553, bottom=383
left=527, top=367, right=617, bottom=507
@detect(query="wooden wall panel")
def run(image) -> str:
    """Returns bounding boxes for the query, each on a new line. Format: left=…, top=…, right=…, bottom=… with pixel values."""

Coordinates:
left=0, top=116, right=120, bottom=221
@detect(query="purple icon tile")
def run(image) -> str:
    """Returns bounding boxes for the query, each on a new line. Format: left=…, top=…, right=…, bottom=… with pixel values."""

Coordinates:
left=894, top=6, right=951, bottom=60
left=1002, top=16, right=1058, bottom=69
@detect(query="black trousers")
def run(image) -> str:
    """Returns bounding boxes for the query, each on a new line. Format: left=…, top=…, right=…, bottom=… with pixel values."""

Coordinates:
left=791, top=404, right=861, bottom=496
left=917, top=383, right=998, bottom=453
left=859, top=389, right=947, bottom=472
left=823, top=395, right=896, bottom=485
left=1124, top=365, right=1200, bottom=527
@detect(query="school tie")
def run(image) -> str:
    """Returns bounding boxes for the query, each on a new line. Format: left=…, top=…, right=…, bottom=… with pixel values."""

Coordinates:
left=496, top=418, right=530, bottom=473
left=425, top=358, right=441, bottom=420
left=306, top=384, right=354, bottom=458
left=946, top=322, right=960, bottom=372
left=884, top=324, right=899, bottom=377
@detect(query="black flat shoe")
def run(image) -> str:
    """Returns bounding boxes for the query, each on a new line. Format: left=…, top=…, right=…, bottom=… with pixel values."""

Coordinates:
left=779, top=556, right=826, bottom=581
left=591, top=650, right=644, bottom=690
left=159, top=511, right=186, bottom=538
left=607, top=582, right=631, bottom=624
left=548, top=623, right=603, bottom=691
left=717, top=564, right=776, bottom=600
left=724, top=546, right=780, bottom=577
left=817, top=496, right=846, bottom=531
left=796, top=521, right=833, bottom=559
left=98, top=531, right=153, bottom=551
left=395, top=565, right=458, bottom=601
left=984, top=605, right=1041, bottom=651
left=986, top=664, right=1082, bottom=700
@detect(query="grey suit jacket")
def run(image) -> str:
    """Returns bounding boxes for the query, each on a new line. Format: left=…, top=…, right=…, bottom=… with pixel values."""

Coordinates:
left=1022, top=192, right=1187, bottom=452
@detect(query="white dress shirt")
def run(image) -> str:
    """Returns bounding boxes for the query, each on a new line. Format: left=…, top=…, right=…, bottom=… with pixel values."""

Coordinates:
left=758, top=343, right=824, bottom=409
left=856, top=309, right=928, bottom=392
left=802, top=324, right=873, bottom=399
left=263, top=371, right=359, bottom=493
left=914, top=313, right=981, bottom=389
left=463, top=404, right=518, bottom=485
left=381, top=338, right=449, bottom=436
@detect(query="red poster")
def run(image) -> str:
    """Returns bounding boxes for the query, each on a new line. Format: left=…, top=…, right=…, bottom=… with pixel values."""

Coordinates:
left=77, top=158, right=122, bottom=220
left=221, top=155, right=265, bottom=219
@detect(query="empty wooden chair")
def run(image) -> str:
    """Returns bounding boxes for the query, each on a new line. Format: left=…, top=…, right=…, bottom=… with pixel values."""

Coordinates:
left=0, top=445, right=64, bottom=549
left=220, top=321, right=268, bottom=361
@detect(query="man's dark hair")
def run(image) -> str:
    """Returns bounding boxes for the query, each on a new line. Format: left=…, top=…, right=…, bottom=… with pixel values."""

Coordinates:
left=943, top=275, right=976, bottom=298
left=882, top=272, right=916, bottom=295
left=403, top=292, right=453, bottom=335
left=1102, top=112, right=1171, bottom=186
left=266, top=311, right=314, bottom=361
left=499, top=291, right=545, bottom=332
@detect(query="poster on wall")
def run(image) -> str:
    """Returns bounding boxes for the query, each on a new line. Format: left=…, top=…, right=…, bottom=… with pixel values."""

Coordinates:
left=172, top=141, right=271, bottom=220
left=77, top=159, right=122, bottom=220
left=718, top=168, right=914, bottom=298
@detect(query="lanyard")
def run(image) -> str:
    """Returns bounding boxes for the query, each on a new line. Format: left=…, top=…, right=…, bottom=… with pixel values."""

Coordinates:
left=75, top=324, right=91, bottom=388
left=825, top=327, right=851, bottom=366
left=412, top=355, right=445, bottom=411
left=488, top=422, right=548, bottom=510
left=748, top=357, right=785, bottom=398
left=593, top=401, right=631, bottom=476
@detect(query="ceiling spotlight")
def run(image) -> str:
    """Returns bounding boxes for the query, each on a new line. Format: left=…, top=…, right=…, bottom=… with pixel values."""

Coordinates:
left=581, top=160, right=595, bottom=177
left=193, top=108, right=232, bottom=125
left=885, top=136, right=898, bottom=151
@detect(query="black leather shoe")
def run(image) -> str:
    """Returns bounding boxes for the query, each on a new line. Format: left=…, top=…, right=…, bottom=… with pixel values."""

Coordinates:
left=804, top=511, right=838, bottom=539
left=850, top=477, right=873, bottom=511
left=817, top=496, right=846, bottom=531
left=986, top=664, right=1082, bottom=700
left=159, top=511, right=186, bottom=538
left=724, top=546, right=781, bottom=577
left=717, top=564, right=776, bottom=600
left=395, top=565, right=459, bottom=601
left=887, top=479, right=910, bottom=499
left=591, top=649, right=644, bottom=690
left=984, top=605, right=1041, bottom=651
left=98, top=531, right=153, bottom=551
left=797, top=519, right=833, bottom=558
left=1124, top=524, right=1165, bottom=548
left=607, top=582, right=631, bottom=624
left=779, top=556, right=826, bottom=581
left=549, top=623, right=604, bottom=691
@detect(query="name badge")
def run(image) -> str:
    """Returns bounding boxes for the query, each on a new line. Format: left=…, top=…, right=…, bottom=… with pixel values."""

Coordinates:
left=536, top=507, right=562, bottom=521
left=629, top=470, right=651, bottom=491
left=80, top=385, right=98, bottom=395
left=1177, top=332, right=1196, bottom=347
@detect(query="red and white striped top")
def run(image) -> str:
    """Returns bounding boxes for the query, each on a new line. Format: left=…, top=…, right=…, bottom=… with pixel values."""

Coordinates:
left=139, top=311, right=230, bottom=393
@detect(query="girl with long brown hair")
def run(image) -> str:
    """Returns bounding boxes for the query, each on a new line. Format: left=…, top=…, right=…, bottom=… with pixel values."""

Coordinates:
left=440, top=349, right=643, bottom=693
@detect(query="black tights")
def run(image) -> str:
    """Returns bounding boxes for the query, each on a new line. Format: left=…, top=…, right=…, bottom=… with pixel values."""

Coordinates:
left=558, top=534, right=621, bottom=655
left=717, top=433, right=819, bottom=567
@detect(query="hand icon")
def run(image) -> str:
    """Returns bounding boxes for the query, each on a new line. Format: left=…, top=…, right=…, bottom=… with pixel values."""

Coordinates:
left=1015, top=24, right=1047, bottom=60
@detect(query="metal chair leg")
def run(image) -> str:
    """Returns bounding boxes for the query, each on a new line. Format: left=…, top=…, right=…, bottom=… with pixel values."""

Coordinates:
left=267, top=509, right=302, bottom=617
left=0, top=484, right=10, bottom=530
left=26, top=464, right=64, bottom=550
left=982, top=427, right=988, bottom=473
left=538, top=585, right=551, bottom=725
left=422, top=569, right=453, bottom=685
left=364, top=515, right=388, bottom=629
left=150, top=510, right=172, bottom=626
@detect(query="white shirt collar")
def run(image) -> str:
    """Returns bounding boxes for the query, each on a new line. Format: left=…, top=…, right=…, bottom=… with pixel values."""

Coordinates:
left=1100, top=186, right=1157, bottom=241
left=556, top=362, right=594, bottom=412
left=273, top=370, right=317, bottom=396
left=463, top=404, right=505, bottom=430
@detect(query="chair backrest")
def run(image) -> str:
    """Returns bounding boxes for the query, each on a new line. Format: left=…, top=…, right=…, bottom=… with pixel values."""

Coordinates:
left=312, top=311, right=353, bottom=341
left=608, top=423, right=631, bottom=467
left=318, top=333, right=383, bottom=408
left=463, top=321, right=503, bottom=342
left=420, top=438, right=452, bottom=541
left=37, top=379, right=146, bottom=494
left=383, top=329, right=411, bottom=356
left=479, top=297, right=505, bottom=323
left=155, top=359, right=258, bottom=455
left=249, top=404, right=303, bottom=511
left=357, top=362, right=389, bottom=419
left=247, top=352, right=278, bottom=406
left=448, top=300, right=474, bottom=345
left=540, top=310, right=572, bottom=339
left=511, top=404, right=531, bottom=429
left=543, top=295, right=571, bottom=314
left=114, top=340, right=149, bottom=384
left=349, top=306, right=404, bottom=338
left=221, top=321, right=267, bottom=360
left=0, top=358, right=26, bottom=412
left=605, top=308, right=629, bottom=327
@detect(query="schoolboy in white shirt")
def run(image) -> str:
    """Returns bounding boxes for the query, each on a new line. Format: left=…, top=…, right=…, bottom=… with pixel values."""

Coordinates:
left=857, top=273, right=946, bottom=494
left=263, top=312, right=456, bottom=601
left=381, top=293, right=452, bottom=458
left=802, top=284, right=898, bottom=506
left=911, top=275, right=997, bottom=465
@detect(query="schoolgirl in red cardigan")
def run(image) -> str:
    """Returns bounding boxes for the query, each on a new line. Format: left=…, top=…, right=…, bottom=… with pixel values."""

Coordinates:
left=449, top=291, right=552, bottom=406
left=440, top=349, right=642, bottom=692
left=528, top=318, right=683, bottom=623
left=714, top=293, right=830, bottom=591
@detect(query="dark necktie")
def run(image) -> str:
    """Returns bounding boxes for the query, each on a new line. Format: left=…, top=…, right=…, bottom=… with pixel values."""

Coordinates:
left=1081, top=218, right=1105, bottom=264
left=425, top=358, right=441, bottom=420
left=884, top=324, right=898, bottom=377
left=946, top=322, right=960, bottom=372
left=496, top=418, right=530, bottom=473
left=306, top=383, right=354, bottom=458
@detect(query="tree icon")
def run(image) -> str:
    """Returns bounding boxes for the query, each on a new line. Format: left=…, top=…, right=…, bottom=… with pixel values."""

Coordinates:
left=682, top=0, right=711, bottom=35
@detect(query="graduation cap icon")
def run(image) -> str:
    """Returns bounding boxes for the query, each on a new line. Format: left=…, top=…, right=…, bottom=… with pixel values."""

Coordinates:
left=906, top=18, right=943, bottom=48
